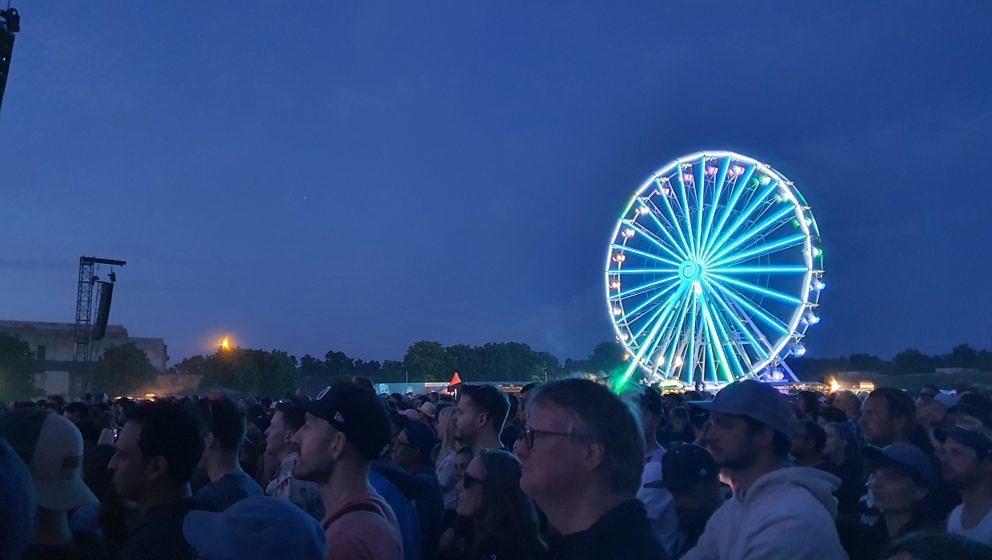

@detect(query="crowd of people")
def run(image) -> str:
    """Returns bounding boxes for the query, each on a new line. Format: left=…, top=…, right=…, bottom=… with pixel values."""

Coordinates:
left=1, top=376, right=992, bottom=560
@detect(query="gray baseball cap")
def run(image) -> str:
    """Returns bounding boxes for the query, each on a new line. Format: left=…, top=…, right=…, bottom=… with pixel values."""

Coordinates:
left=689, top=379, right=797, bottom=436
left=864, top=443, right=937, bottom=486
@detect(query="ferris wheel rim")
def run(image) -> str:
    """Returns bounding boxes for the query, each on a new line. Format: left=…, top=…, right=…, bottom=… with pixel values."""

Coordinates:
left=605, top=150, right=823, bottom=386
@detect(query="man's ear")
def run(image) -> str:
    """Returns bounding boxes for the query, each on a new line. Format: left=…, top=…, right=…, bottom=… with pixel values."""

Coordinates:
left=582, top=441, right=606, bottom=473
left=146, top=455, right=170, bottom=484
left=329, top=430, right=347, bottom=459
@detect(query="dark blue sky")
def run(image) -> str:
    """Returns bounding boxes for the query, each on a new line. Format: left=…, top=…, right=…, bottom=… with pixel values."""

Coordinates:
left=2, top=2, right=990, bottom=365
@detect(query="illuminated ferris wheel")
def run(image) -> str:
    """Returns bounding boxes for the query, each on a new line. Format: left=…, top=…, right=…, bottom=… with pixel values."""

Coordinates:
left=606, top=151, right=824, bottom=387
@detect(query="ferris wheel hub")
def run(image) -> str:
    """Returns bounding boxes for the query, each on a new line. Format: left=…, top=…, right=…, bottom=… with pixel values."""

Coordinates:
left=678, top=261, right=703, bottom=281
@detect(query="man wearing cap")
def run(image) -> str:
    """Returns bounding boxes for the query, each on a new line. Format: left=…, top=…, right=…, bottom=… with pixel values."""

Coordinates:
left=942, top=424, right=992, bottom=545
left=265, top=397, right=325, bottom=519
left=0, top=409, right=101, bottom=558
left=683, top=380, right=846, bottom=560
left=384, top=421, right=444, bottom=560
left=645, top=443, right=724, bottom=557
left=292, top=383, right=403, bottom=560
left=418, top=402, right=437, bottom=431
left=840, top=443, right=941, bottom=559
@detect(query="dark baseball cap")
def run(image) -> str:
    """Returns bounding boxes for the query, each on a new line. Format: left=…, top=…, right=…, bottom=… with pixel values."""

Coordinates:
left=864, top=443, right=937, bottom=486
left=689, top=380, right=797, bottom=436
left=302, top=384, right=392, bottom=460
left=401, top=422, right=438, bottom=458
left=645, top=443, right=718, bottom=491
left=936, top=425, right=992, bottom=460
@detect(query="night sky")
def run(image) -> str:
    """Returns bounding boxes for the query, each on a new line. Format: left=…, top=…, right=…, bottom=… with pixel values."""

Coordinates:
left=2, top=2, right=990, bottom=365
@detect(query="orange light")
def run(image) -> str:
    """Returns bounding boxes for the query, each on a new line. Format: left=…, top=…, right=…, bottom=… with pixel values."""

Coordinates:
left=220, top=337, right=232, bottom=350
left=828, top=377, right=840, bottom=393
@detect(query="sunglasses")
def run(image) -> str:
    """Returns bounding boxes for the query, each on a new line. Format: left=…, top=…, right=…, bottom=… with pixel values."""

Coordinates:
left=462, top=472, right=484, bottom=489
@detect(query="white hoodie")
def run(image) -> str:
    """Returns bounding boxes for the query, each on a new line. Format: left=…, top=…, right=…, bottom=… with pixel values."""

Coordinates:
left=682, top=466, right=848, bottom=560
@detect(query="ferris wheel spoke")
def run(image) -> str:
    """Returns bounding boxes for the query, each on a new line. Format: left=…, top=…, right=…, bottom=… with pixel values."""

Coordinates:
left=697, top=304, right=716, bottom=384
left=709, top=295, right=756, bottom=378
left=704, top=205, right=794, bottom=265
left=708, top=280, right=789, bottom=335
left=622, top=281, right=681, bottom=322
left=628, top=283, right=684, bottom=339
left=707, top=265, right=808, bottom=275
left=707, top=233, right=807, bottom=269
left=684, top=296, right=700, bottom=385
left=651, top=290, right=690, bottom=372
left=701, top=278, right=773, bottom=359
left=702, top=164, right=755, bottom=258
left=653, top=180, right=694, bottom=260
left=704, top=179, right=779, bottom=263
left=706, top=273, right=802, bottom=305
left=699, top=156, right=731, bottom=254
left=663, top=293, right=694, bottom=379
left=611, top=244, right=681, bottom=267
left=694, top=157, right=707, bottom=258
left=700, top=296, right=738, bottom=382
left=618, top=284, right=687, bottom=386
left=612, top=275, right=679, bottom=301
left=643, top=191, right=692, bottom=261
left=611, top=268, right=680, bottom=275
left=636, top=290, right=687, bottom=373
left=622, top=219, right=686, bottom=263
left=675, top=168, right=698, bottom=258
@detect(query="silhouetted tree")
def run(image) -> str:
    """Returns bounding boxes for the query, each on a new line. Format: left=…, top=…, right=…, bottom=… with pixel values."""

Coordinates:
left=91, top=343, right=156, bottom=396
left=404, top=341, right=453, bottom=382
left=0, top=334, right=39, bottom=401
left=893, top=349, right=933, bottom=375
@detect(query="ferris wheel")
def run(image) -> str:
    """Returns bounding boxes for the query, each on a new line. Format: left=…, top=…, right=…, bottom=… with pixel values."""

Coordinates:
left=606, top=151, right=824, bottom=388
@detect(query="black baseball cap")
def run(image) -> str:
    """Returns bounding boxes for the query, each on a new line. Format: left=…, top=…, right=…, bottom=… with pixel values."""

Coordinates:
left=936, top=426, right=992, bottom=460
left=303, top=383, right=392, bottom=460
left=645, top=443, right=718, bottom=491
left=401, top=422, right=438, bottom=458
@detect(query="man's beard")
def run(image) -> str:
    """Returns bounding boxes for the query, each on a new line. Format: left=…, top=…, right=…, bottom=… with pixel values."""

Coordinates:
left=715, top=446, right=757, bottom=472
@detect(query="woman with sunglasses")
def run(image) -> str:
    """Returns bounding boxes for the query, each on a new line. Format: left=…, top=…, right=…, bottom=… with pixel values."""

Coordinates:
left=438, top=448, right=547, bottom=560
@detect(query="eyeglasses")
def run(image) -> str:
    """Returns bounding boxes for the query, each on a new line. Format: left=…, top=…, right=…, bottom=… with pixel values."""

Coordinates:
left=462, top=472, right=484, bottom=489
left=517, top=427, right=588, bottom=450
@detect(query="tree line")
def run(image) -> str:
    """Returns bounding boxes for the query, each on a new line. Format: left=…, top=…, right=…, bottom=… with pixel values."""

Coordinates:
left=791, top=344, right=992, bottom=380
left=0, top=333, right=989, bottom=400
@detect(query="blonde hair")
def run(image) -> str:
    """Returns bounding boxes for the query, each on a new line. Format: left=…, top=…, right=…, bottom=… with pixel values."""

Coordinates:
left=434, top=405, right=458, bottom=466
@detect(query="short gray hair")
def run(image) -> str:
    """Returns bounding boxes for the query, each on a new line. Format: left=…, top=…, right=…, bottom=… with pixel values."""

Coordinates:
left=528, top=379, right=645, bottom=495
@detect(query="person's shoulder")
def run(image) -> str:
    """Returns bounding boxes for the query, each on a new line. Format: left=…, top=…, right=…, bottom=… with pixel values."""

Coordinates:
left=233, top=470, right=264, bottom=493
left=325, top=511, right=402, bottom=559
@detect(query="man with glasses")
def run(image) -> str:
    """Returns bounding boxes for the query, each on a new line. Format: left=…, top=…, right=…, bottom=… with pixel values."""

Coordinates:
left=386, top=421, right=444, bottom=560
left=515, top=378, right=666, bottom=559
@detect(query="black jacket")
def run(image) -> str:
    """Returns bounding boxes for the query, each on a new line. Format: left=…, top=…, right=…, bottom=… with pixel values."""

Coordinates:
left=549, top=499, right=668, bottom=560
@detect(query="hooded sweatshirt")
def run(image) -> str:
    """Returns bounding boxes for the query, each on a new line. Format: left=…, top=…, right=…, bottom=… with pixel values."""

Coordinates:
left=682, top=466, right=848, bottom=560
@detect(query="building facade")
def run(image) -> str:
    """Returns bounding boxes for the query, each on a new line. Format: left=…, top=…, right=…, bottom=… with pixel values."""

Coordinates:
left=0, top=319, right=168, bottom=397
